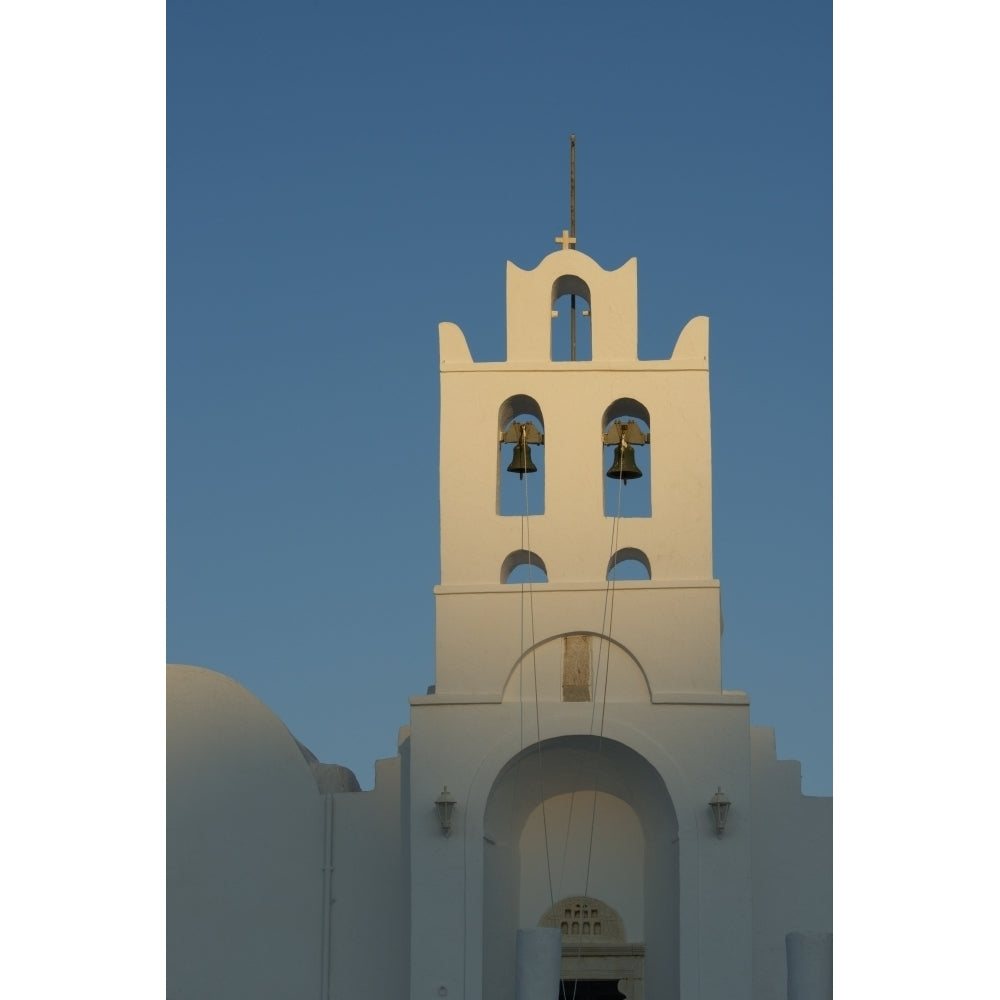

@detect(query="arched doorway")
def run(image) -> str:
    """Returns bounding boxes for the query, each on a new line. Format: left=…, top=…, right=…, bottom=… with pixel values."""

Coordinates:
left=481, top=736, right=676, bottom=1000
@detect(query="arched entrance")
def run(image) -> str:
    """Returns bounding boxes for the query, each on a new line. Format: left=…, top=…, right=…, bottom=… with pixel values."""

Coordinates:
left=481, top=736, right=676, bottom=1000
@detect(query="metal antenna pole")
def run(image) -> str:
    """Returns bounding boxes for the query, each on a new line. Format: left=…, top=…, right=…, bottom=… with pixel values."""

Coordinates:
left=569, top=133, right=577, bottom=361
left=570, top=133, right=576, bottom=241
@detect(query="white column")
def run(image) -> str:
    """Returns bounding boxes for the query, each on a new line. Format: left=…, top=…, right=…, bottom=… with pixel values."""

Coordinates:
left=515, top=928, right=562, bottom=1000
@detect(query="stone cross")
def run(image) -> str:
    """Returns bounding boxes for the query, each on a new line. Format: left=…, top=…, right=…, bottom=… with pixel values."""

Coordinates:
left=554, top=229, right=577, bottom=250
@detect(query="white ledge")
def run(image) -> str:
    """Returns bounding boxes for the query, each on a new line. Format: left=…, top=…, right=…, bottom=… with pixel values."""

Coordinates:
left=434, top=580, right=720, bottom=596
left=410, top=690, right=749, bottom=707
left=440, top=360, right=708, bottom=373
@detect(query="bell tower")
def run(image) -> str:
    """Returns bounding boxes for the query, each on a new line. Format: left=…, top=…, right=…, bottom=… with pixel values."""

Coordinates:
left=407, top=212, right=761, bottom=1000
left=434, top=235, right=720, bottom=699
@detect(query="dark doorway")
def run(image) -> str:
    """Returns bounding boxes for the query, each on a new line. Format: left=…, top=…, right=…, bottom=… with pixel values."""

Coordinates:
left=559, top=980, right=625, bottom=1000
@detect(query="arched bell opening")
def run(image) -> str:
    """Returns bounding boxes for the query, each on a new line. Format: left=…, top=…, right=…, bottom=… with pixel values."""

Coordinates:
left=499, top=395, right=545, bottom=516
left=551, top=274, right=592, bottom=361
left=602, top=399, right=651, bottom=518
left=482, top=736, right=679, bottom=1000
left=607, top=548, right=651, bottom=582
left=501, top=550, right=549, bottom=585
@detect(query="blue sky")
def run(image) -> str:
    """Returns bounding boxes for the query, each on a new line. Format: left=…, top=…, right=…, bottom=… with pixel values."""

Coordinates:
left=167, top=0, right=831, bottom=793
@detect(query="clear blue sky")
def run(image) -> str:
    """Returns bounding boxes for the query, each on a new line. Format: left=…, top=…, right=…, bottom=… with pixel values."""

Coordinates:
left=168, top=0, right=831, bottom=793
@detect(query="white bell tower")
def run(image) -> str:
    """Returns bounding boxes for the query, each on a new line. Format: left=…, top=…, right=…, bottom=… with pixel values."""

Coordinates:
left=405, top=224, right=759, bottom=1000
left=435, top=235, right=721, bottom=700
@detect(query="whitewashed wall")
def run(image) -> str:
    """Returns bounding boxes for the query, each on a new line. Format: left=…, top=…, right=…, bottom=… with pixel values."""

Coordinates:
left=166, top=665, right=323, bottom=1000
left=750, top=726, right=833, bottom=999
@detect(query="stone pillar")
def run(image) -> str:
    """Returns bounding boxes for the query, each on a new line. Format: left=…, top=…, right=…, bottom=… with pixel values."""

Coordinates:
left=786, top=932, right=832, bottom=1000
left=515, top=928, right=562, bottom=1000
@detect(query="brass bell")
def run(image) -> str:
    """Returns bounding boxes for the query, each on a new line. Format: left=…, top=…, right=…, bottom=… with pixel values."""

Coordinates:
left=507, top=442, right=537, bottom=479
left=606, top=441, right=642, bottom=481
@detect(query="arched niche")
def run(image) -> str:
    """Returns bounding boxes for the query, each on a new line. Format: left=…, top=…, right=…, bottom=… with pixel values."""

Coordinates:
left=500, top=632, right=651, bottom=705
left=499, top=395, right=545, bottom=516
left=602, top=398, right=651, bottom=518
left=607, top=548, right=651, bottom=581
left=482, top=736, right=679, bottom=1000
left=551, top=275, right=592, bottom=361
left=501, top=549, right=549, bottom=584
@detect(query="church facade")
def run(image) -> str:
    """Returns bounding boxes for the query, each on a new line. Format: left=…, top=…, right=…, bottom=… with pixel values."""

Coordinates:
left=167, top=235, right=831, bottom=1000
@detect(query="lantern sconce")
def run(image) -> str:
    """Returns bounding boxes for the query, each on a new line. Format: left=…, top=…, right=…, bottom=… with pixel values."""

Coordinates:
left=435, top=786, right=457, bottom=837
left=709, top=787, right=731, bottom=837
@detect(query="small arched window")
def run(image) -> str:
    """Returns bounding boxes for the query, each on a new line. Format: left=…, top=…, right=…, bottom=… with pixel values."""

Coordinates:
left=607, top=547, right=652, bottom=581
left=501, top=549, right=548, bottom=584
left=602, top=398, right=651, bottom=517
left=499, top=395, right=545, bottom=515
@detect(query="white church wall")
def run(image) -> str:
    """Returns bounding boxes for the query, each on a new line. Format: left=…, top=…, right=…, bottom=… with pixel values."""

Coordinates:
left=407, top=701, right=502, bottom=1000
left=644, top=704, right=754, bottom=1000
left=438, top=361, right=714, bottom=586
left=328, top=752, right=409, bottom=1000
left=434, top=585, right=722, bottom=697
left=166, top=666, right=323, bottom=1000
left=749, top=727, right=832, bottom=1000
left=408, top=697, right=756, bottom=1000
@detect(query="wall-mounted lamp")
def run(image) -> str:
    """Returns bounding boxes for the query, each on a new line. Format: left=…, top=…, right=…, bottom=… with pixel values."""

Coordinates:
left=435, top=786, right=457, bottom=836
left=709, top=787, right=731, bottom=837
